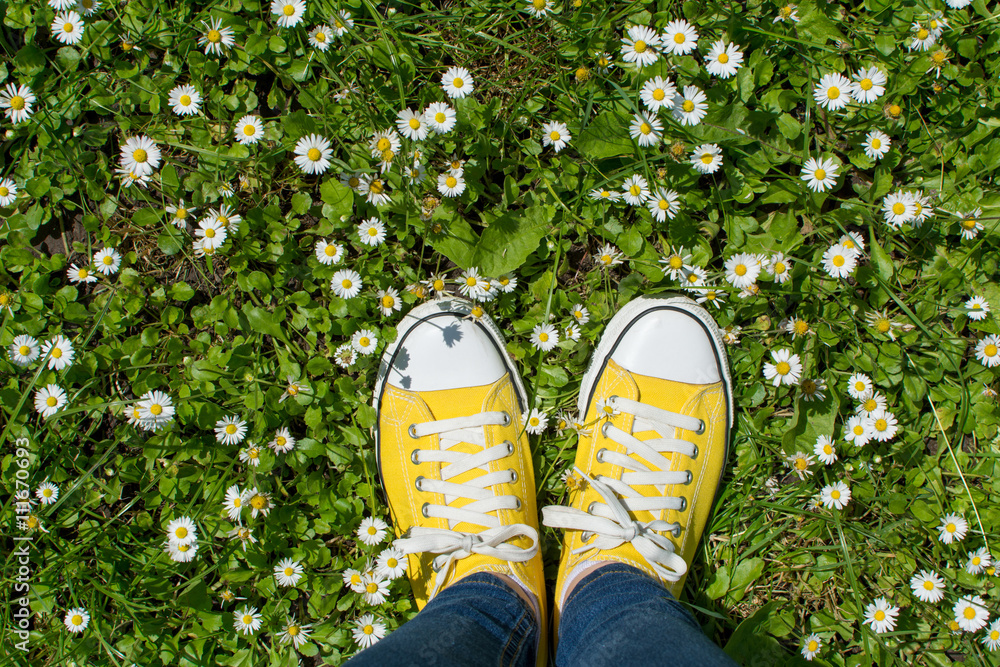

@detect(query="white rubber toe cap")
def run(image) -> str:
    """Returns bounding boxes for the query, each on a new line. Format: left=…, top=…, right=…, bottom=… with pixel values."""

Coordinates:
left=386, top=314, right=507, bottom=392
left=610, top=310, right=722, bottom=385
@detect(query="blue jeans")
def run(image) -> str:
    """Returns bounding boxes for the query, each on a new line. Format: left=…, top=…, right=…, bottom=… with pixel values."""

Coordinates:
left=345, top=563, right=737, bottom=666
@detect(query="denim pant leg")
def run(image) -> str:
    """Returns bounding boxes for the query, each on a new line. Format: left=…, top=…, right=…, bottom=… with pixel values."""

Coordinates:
left=556, top=563, right=737, bottom=667
left=345, top=573, right=538, bottom=667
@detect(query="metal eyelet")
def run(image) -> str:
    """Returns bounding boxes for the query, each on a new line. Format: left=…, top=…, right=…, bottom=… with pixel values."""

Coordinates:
left=509, top=470, right=518, bottom=484
left=690, top=445, right=699, bottom=460
left=596, top=448, right=607, bottom=463
left=414, top=476, right=424, bottom=491
left=601, top=421, right=611, bottom=437
left=671, top=525, right=682, bottom=537
left=500, top=411, right=511, bottom=426
left=587, top=501, right=599, bottom=514
left=581, top=531, right=593, bottom=542
left=421, top=502, right=430, bottom=518
left=408, top=424, right=419, bottom=439
left=411, top=449, right=421, bottom=465
left=684, top=470, right=693, bottom=485
left=513, top=498, right=522, bottom=510
left=608, top=395, right=619, bottom=406
left=678, top=497, right=688, bottom=512
left=694, top=420, right=706, bottom=435
left=504, top=441, right=514, bottom=455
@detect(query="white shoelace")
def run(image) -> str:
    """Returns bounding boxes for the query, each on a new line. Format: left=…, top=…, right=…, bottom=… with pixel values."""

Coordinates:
left=542, top=395, right=704, bottom=583
left=392, top=410, right=539, bottom=599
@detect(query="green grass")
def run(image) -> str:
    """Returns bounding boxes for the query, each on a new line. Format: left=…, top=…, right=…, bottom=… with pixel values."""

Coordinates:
left=1, top=0, right=1000, bottom=665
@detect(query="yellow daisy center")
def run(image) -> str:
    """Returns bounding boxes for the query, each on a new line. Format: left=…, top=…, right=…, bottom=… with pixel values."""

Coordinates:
left=871, top=138, right=881, bottom=149
left=946, top=523, right=956, bottom=533
left=876, top=319, right=891, bottom=333
left=833, top=255, right=845, bottom=267
left=71, top=614, right=83, bottom=625
left=64, top=23, right=75, bottom=32
left=408, top=118, right=421, bottom=130
left=777, top=361, right=792, bottom=375
left=175, top=527, right=188, bottom=538
left=366, top=582, right=378, bottom=593
left=46, top=396, right=57, bottom=407
left=208, top=29, right=222, bottom=43
left=874, top=610, right=885, bottom=621
left=288, top=625, right=300, bottom=635
left=669, top=256, right=683, bottom=269
left=734, top=264, right=747, bottom=276
left=794, top=457, right=808, bottom=470
left=364, top=624, right=374, bottom=635
left=774, top=262, right=786, bottom=274
left=51, top=347, right=63, bottom=358
left=827, top=86, right=840, bottom=99
left=923, top=580, right=934, bottom=590
left=204, top=227, right=216, bottom=238
left=652, top=89, right=665, bottom=101
left=369, top=180, right=384, bottom=194
left=658, top=200, right=669, bottom=210
left=0, top=187, right=8, bottom=197
left=889, top=104, right=901, bottom=117
left=549, top=130, right=561, bottom=141
left=225, top=424, right=237, bottom=434
left=640, top=123, right=652, bottom=135
left=18, top=345, right=29, bottom=355
left=985, top=344, right=998, bottom=357
left=701, top=153, right=713, bottom=164
left=179, top=94, right=191, bottom=106
left=381, top=295, right=395, bottom=308
left=307, top=148, right=321, bottom=161
left=964, top=607, right=977, bottom=620
left=823, top=444, right=832, bottom=455
left=43, top=488, right=53, bottom=497
left=102, top=255, right=114, bottom=265
left=538, top=332, right=549, bottom=342
left=634, top=40, right=647, bottom=53
left=446, top=176, right=458, bottom=188
left=533, top=0, right=546, bottom=9
left=359, top=336, right=370, bottom=347
left=814, top=168, right=826, bottom=180
left=717, top=53, right=729, bottom=63
left=149, top=403, right=163, bottom=415
left=315, top=32, right=326, bottom=41
left=855, top=381, right=866, bottom=392
left=673, top=33, right=685, bottom=44
left=875, top=418, right=888, bottom=431
left=435, top=112, right=446, bottom=123
left=243, top=125, right=256, bottom=136
left=10, top=96, right=25, bottom=110
left=917, top=28, right=929, bottom=40
left=282, top=4, right=294, bottom=16
left=863, top=398, right=877, bottom=412
left=251, top=495, right=267, bottom=509
left=807, top=640, right=818, bottom=651
left=892, top=202, right=906, bottom=215
left=830, top=489, right=841, bottom=499
left=324, top=245, right=337, bottom=256
left=342, top=279, right=353, bottom=289
left=682, top=100, right=695, bottom=112
left=860, top=78, right=873, bottom=91
left=132, top=149, right=147, bottom=163
left=242, top=615, right=253, bottom=624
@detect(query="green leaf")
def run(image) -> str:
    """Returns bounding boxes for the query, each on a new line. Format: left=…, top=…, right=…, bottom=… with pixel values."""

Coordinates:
left=576, top=111, right=633, bottom=160
left=291, top=191, right=312, bottom=215
left=869, top=233, right=894, bottom=281
left=319, top=179, right=354, bottom=221
left=470, top=204, right=553, bottom=276
left=241, top=305, right=286, bottom=340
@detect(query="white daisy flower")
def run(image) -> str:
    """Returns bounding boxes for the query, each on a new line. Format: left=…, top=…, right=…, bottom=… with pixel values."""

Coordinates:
left=136, top=389, right=175, bottom=430
left=168, top=85, right=201, bottom=116
left=672, top=85, right=708, bottom=126
left=661, top=19, right=698, bottom=55
left=621, top=174, right=650, bottom=206
left=629, top=113, right=662, bottom=147
left=438, top=171, right=467, bottom=197
left=36, top=481, right=59, bottom=505
left=441, top=66, right=474, bottom=98
left=852, top=67, right=886, bottom=104
left=234, top=115, right=264, bottom=145
left=41, top=336, right=75, bottom=371
left=457, top=268, right=490, bottom=300
left=690, top=143, right=723, bottom=174
left=724, top=252, right=760, bottom=289
left=524, top=408, right=549, bottom=434
left=863, top=597, right=900, bottom=634
left=763, top=348, right=802, bottom=386
left=569, top=304, right=589, bottom=325
left=332, top=269, right=363, bottom=299
left=814, top=436, right=838, bottom=465
left=331, top=10, right=353, bottom=36
left=357, top=516, right=388, bottom=546
left=862, top=130, right=891, bottom=160
left=222, top=485, right=246, bottom=522
left=596, top=242, right=624, bottom=267
left=769, top=252, right=792, bottom=283
left=530, top=323, right=559, bottom=352
left=376, top=287, right=401, bottom=316
left=166, top=200, right=195, bottom=228
left=245, top=488, right=272, bottom=519
left=334, top=342, right=358, bottom=368
left=64, top=607, right=90, bottom=633
left=196, top=217, right=228, bottom=250
left=119, top=135, right=161, bottom=178
left=846, top=373, right=872, bottom=399
left=640, top=76, right=676, bottom=112
left=620, top=25, right=661, bottom=68
left=199, top=18, right=235, bottom=55
left=966, top=547, right=992, bottom=575
left=166, top=516, right=197, bottom=546
left=0, top=177, right=18, bottom=206
left=541, top=121, right=572, bottom=152
left=954, top=595, right=990, bottom=632
left=705, top=40, right=743, bottom=78
left=396, top=108, right=428, bottom=141
left=294, top=134, right=332, bottom=174
left=9, top=335, right=40, bottom=366
left=589, top=187, right=621, bottom=203
left=358, top=217, right=387, bottom=246
left=564, top=322, right=582, bottom=341
left=959, top=209, right=984, bottom=240
left=93, top=247, right=122, bottom=275
left=376, top=547, right=407, bottom=579
left=269, top=426, right=296, bottom=453
left=51, top=11, right=85, bottom=45
left=309, top=24, right=333, bottom=51
left=801, top=633, right=822, bottom=660
left=524, top=0, right=552, bottom=18
left=785, top=451, right=814, bottom=479
left=907, top=191, right=933, bottom=226
left=67, top=263, right=96, bottom=284
left=0, top=83, right=36, bottom=124
left=881, top=192, right=916, bottom=227
left=496, top=273, right=517, bottom=293
left=909, top=22, right=937, bottom=51
left=820, top=481, right=851, bottom=509
left=425, top=102, right=457, bottom=134
left=271, top=0, right=305, bottom=28
left=938, top=513, right=969, bottom=544
left=976, top=335, right=1000, bottom=368
left=351, top=329, right=378, bottom=355
left=966, top=296, right=990, bottom=321
left=642, top=188, right=680, bottom=224
left=234, top=606, right=262, bottom=635
left=215, top=416, right=248, bottom=445
left=274, top=558, right=304, bottom=587
left=358, top=175, right=392, bottom=206
left=800, top=157, right=838, bottom=192
left=660, top=246, right=692, bottom=280
left=315, top=239, right=344, bottom=265
left=353, top=614, right=386, bottom=648
left=869, top=410, right=898, bottom=442
left=34, top=384, right=67, bottom=418
left=167, top=538, right=199, bottom=562
left=822, top=243, right=856, bottom=278
left=238, top=444, right=264, bottom=467
left=362, top=573, right=390, bottom=604
left=909, top=570, right=945, bottom=603
left=856, top=391, right=887, bottom=416
left=278, top=617, right=313, bottom=648
left=844, top=414, right=874, bottom=447
left=813, top=72, right=853, bottom=111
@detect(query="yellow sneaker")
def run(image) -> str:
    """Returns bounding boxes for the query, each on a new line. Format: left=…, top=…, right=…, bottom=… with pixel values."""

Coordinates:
left=542, top=295, right=733, bottom=635
left=373, top=297, right=547, bottom=656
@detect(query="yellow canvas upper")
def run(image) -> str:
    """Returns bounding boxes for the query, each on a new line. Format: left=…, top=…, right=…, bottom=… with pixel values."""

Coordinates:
left=378, top=373, right=547, bottom=629
left=553, top=358, right=729, bottom=625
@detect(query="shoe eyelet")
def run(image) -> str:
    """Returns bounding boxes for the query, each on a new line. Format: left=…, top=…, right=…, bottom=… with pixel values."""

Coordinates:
left=504, top=440, right=514, bottom=456
left=596, top=448, right=607, bottom=463
left=421, top=502, right=430, bottom=518
left=509, top=470, right=518, bottom=484
left=684, top=470, right=693, bottom=485
left=678, top=497, right=688, bottom=512
left=408, top=424, right=419, bottom=439
left=690, top=444, right=699, bottom=460
left=695, top=420, right=706, bottom=435
left=414, top=476, right=424, bottom=491
left=601, top=421, right=611, bottom=437
left=581, top=531, right=593, bottom=542
left=500, top=411, right=511, bottom=426
left=514, top=497, right=522, bottom=510
left=411, top=449, right=421, bottom=465
left=671, top=525, right=682, bottom=537
left=587, top=501, right=599, bottom=514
